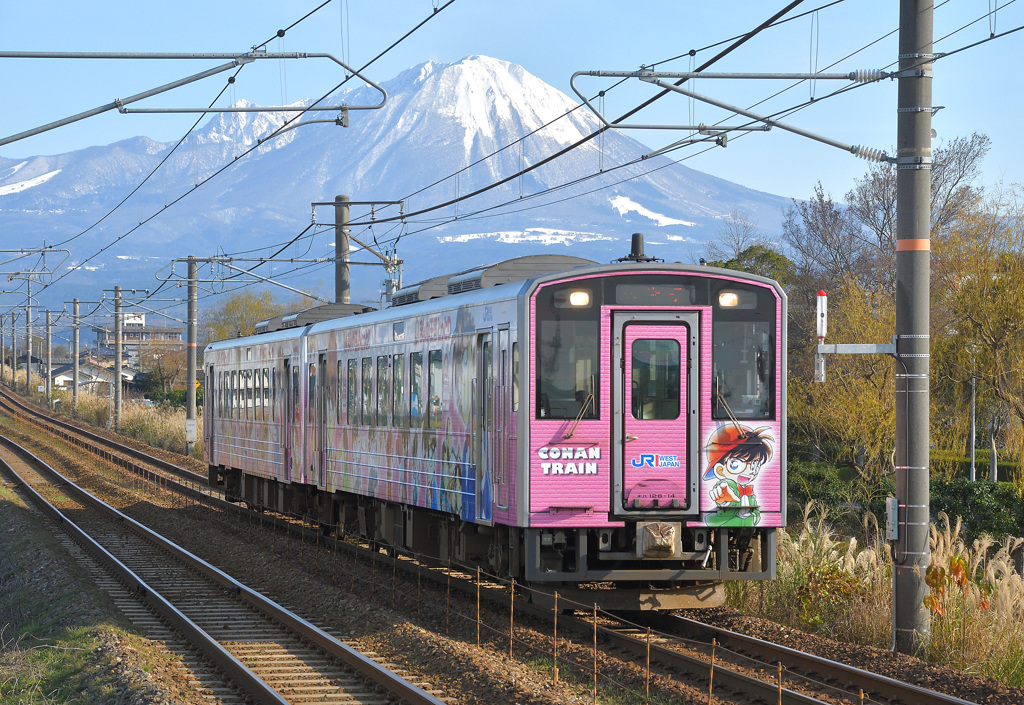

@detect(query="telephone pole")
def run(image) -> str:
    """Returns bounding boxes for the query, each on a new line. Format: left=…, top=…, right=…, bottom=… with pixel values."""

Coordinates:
left=186, top=256, right=198, bottom=456
left=114, top=286, right=122, bottom=431
left=335, top=195, right=350, bottom=304
left=73, top=299, right=80, bottom=412
left=893, top=0, right=933, bottom=655
left=45, top=311, right=52, bottom=407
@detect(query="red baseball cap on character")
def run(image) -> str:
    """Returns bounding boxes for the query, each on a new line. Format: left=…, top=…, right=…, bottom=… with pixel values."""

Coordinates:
left=703, top=425, right=773, bottom=479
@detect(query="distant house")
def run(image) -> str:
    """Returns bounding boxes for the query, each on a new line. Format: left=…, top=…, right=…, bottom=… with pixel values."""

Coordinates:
left=51, top=362, right=137, bottom=394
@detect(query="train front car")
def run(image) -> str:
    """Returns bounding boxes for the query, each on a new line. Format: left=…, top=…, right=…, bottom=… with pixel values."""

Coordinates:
left=523, top=263, right=785, bottom=610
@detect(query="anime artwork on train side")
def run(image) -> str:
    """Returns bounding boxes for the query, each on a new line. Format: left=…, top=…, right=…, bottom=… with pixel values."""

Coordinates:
left=702, top=424, right=773, bottom=527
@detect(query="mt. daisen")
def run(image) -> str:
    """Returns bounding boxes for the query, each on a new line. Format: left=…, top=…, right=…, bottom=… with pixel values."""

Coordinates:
left=0, top=55, right=788, bottom=305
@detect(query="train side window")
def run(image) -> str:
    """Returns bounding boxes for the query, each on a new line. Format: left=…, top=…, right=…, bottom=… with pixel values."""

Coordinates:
left=291, top=366, right=300, bottom=423
left=630, top=339, right=681, bottom=420
left=377, top=356, right=389, bottom=426
left=410, top=352, right=423, bottom=426
left=217, top=372, right=223, bottom=417
left=263, top=368, right=270, bottom=421
left=230, top=371, right=237, bottom=418
left=347, top=360, right=357, bottom=424
left=361, top=357, right=373, bottom=425
left=254, top=369, right=260, bottom=421
left=270, top=369, right=276, bottom=422
left=512, top=343, right=519, bottom=412
left=342, top=360, right=350, bottom=422
left=428, top=349, right=442, bottom=429
left=393, top=354, right=406, bottom=427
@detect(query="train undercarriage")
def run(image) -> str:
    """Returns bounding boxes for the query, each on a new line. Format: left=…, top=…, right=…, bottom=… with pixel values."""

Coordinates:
left=211, top=465, right=776, bottom=611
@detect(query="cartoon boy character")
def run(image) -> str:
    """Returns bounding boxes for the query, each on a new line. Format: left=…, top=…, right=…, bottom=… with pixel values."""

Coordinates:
left=703, top=424, right=773, bottom=527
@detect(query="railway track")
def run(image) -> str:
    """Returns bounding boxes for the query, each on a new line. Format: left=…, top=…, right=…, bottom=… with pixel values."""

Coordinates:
left=0, top=430, right=447, bottom=705
left=0, top=385, right=987, bottom=705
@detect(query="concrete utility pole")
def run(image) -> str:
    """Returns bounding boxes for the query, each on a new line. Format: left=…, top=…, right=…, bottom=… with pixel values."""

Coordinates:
left=893, top=0, right=933, bottom=655
left=335, top=194, right=350, bottom=304
left=186, top=256, right=198, bottom=456
left=25, top=279, right=32, bottom=395
left=12, top=313, right=18, bottom=390
left=1, top=314, right=5, bottom=384
left=73, top=299, right=80, bottom=412
left=45, top=311, right=52, bottom=407
left=114, top=285, right=122, bottom=432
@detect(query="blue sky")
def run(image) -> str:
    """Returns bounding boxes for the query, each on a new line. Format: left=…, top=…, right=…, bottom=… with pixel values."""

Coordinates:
left=1, top=0, right=1021, bottom=204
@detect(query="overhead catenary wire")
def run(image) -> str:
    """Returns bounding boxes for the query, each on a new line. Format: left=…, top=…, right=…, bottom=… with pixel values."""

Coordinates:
left=33, top=0, right=458, bottom=304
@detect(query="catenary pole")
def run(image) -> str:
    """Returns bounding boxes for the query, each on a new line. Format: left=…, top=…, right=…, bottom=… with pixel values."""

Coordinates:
left=186, top=256, right=198, bottom=456
left=894, top=0, right=933, bottom=655
left=45, top=311, right=52, bottom=407
left=12, top=313, right=18, bottom=390
left=335, top=195, right=350, bottom=304
left=114, top=285, right=122, bottom=432
left=25, top=279, right=32, bottom=395
left=73, top=299, right=80, bottom=412
left=1, top=313, right=5, bottom=384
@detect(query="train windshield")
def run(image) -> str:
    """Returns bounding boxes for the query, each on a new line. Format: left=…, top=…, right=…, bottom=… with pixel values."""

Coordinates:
left=535, top=283, right=600, bottom=420
left=711, top=282, right=776, bottom=420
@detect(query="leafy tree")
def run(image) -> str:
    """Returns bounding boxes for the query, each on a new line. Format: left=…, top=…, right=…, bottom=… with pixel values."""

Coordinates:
left=783, top=134, right=994, bottom=480
left=138, top=342, right=187, bottom=394
left=200, top=290, right=288, bottom=346
left=708, top=244, right=796, bottom=288
left=790, top=276, right=896, bottom=480
left=932, top=191, right=1024, bottom=467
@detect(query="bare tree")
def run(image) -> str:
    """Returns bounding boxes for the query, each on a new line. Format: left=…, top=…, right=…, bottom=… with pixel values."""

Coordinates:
left=703, top=209, right=767, bottom=262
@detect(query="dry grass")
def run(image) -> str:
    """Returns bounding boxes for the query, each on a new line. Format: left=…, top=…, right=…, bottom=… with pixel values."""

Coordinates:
left=925, top=513, right=1024, bottom=683
left=6, top=381, right=204, bottom=461
left=729, top=503, right=1024, bottom=686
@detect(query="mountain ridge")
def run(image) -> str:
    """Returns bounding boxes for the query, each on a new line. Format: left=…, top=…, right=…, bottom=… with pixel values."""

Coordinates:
left=0, top=55, right=790, bottom=309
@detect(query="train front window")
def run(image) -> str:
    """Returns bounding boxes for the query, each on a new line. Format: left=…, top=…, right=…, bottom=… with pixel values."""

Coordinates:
left=535, top=283, right=600, bottom=420
left=630, top=339, right=680, bottom=420
left=712, top=283, right=776, bottom=420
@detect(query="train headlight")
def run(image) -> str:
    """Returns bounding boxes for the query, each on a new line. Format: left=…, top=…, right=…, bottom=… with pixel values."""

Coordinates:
left=569, top=290, right=590, bottom=307
left=717, top=289, right=757, bottom=309
left=554, top=289, right=592, bottom=308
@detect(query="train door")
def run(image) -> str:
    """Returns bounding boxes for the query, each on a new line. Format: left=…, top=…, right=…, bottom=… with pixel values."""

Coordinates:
left=494, top=327, right=511, bottom=510
left=475, top=331, right=494, bottom=523
left=206, top=365, right=216, bottom=465
left=307, top=360, right=318, bottom=485
left=612, top=311, right=700, bottom=517
left=316, top=353, right=328, bottom=487
left=283, top=358, right=293, bottom=480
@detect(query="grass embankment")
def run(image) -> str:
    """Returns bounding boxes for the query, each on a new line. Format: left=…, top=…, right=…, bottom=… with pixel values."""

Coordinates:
left=0, top=483, right=131, bottom=703
left=2, top=369, right=202, bottom=460
left=729, top=503, right=1024, bottom=686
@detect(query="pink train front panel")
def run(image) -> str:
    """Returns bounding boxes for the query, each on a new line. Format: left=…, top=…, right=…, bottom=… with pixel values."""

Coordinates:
left=525, top=271, right=784, bottom=530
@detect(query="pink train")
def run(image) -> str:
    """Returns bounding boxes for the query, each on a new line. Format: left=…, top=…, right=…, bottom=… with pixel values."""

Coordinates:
left=203, top=241, right=786, bottom=609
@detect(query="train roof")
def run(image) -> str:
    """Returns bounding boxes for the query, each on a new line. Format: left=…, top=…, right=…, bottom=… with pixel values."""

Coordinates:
left=205, top=242, right=787, bottom=353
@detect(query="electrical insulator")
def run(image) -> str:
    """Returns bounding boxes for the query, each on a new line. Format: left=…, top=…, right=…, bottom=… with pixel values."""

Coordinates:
left=852, top=145, right=888, bottom=162
left=850, top=68, right=886, bottom=83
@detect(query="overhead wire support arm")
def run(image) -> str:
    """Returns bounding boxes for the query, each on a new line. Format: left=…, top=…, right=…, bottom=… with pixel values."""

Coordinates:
left=570, top=69, right=892, bottom=163
left=0, top=51, right=386, bottom=147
